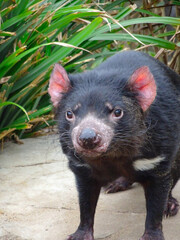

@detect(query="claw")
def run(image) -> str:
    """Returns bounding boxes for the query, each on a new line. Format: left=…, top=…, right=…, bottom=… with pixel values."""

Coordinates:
left=164, top=196, right=179, bottom=218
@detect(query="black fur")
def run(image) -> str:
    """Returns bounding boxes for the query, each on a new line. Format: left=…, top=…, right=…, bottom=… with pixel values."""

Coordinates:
left=56, top=51, right=180, bottom=240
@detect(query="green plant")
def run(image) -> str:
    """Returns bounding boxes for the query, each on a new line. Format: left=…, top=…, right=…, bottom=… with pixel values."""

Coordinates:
left=0, top=0, right=179, bottom=142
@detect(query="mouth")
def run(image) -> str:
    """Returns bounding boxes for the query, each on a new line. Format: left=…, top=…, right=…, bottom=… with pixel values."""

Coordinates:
left=73, top=142, right=108, bottom=158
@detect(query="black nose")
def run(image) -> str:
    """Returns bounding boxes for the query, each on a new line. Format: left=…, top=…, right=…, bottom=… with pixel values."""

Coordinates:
left=78, top=128, right=101, bottom=149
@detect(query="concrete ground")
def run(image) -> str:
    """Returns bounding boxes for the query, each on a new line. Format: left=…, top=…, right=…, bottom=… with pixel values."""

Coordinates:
left=0, top=135, right=180, bottom=240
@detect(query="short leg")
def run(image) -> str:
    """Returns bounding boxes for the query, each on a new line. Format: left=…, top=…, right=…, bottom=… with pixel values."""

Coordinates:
left=164, top=150, right=180, bottom=217
left=164, top=173, right=180, bottom=217
left=140, top=174, right=172, bottom=240
left=105, top=176, right=133, bottom=193
left=164, top=154, right=180, bottom=217
left=67, top=176, right=101, bottom=240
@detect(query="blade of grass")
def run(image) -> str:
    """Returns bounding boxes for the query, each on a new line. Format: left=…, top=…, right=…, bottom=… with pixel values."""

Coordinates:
left=1, top=10, right=33, bottom=30
left=0, top=101, right=30, bottom=121
left=93, top=17, right=180, bottom=36
left=90, top=33, right=176, bottom=50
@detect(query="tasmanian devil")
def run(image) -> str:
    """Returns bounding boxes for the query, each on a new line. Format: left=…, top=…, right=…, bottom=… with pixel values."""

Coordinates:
left=48, top=50, right=180, bottom=240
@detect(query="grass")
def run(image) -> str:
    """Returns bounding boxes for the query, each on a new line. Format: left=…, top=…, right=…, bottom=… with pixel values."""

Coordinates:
left=0, top=0, right=180, bottom=143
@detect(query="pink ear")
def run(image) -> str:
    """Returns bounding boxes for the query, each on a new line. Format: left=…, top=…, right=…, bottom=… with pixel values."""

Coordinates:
left=128, top=66, right=157, bottom=111
left=48, top=64, right=70, bottom=107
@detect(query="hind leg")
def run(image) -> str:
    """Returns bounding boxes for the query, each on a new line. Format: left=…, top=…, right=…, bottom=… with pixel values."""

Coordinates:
left=164, top=177, right=179, bottom=217
left=105, top=176, right=133, bottom=193
left=164, top=155, right=180, bottom=217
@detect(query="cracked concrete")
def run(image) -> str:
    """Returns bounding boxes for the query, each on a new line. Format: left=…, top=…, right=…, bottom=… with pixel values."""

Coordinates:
left=0, top=135, right=180, bottom=240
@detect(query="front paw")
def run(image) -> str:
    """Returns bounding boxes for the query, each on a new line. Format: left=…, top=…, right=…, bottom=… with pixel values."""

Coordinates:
left=67, top=229, right=94, bottom=240
left=139, top=230, right=164, bottom=240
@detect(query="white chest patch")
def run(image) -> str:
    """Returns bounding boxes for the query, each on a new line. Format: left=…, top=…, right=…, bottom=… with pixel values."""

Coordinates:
left=133, top=156, right=165, bottom=171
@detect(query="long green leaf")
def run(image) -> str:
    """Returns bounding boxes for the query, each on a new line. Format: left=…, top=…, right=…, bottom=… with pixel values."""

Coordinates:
left=90, top=33, right=176, bottom=50
left=9, top=105, right=52, bottom=126
left=1, top=10, right=33, bottom=30
left=43, top=11, right=101, bottom=34
left=93, top=17, right=180, bottom=36
left=0, top=101, right=29, bottom=121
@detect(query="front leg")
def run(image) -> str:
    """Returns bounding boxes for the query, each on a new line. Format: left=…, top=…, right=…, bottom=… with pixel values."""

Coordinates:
left=67, top=175, right=101, bottom=240
left=140, top=174, right=172, bottom=240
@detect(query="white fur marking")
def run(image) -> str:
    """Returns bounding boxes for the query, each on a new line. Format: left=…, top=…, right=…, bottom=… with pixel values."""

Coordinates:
left=133, top=156, right=165, bottom=171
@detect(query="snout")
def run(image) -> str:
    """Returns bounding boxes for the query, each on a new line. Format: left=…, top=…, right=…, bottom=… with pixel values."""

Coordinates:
left=71, top=114, right=114, bottom=157
left=78, top=128, right=102, bottom=150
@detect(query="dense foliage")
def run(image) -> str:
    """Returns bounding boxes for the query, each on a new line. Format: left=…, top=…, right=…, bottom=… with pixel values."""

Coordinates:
left=0, top=0, right=180, bottom=142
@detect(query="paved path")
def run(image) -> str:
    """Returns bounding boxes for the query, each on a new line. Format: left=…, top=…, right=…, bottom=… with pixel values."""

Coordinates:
left=0, top=135, right=180, bottom=240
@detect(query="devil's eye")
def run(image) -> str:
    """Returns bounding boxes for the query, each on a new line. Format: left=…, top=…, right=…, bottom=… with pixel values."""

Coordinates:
left=66, top=110, right=74, bottom=120
left=112, top=108, right=123, bottom=118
